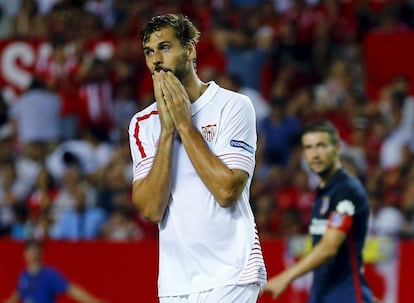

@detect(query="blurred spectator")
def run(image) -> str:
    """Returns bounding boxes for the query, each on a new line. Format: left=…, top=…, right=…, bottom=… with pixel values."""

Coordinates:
left=0, top=159, right=32, bottom=236
left=216, top=72, right=270, bottom=124
left=367, top=190, right=403, bottom=237
left=400, top=175, right=414, bottom=238
left=111, top=82, right=139, bottom=142
left=36, top=0, right=64, bottom=15
left=0, top=0, right=22, bottom=18
left=84, top=0, right=115, bottom=29
left=15, top=142, right=50, bottom=202
left=0, top=6, right=13, bottom=38
left=100, top=205, right=143, bottom=241
left=77, top=58, right=115, bottom=133
left=251, top=163, right=290, bottom=205
left=10, top=78, right=61, bottom=148
left=279, top=207, right=306, bottom=238
left=387, top=75, right=414, bottom=128
left=12, top=0, right=47, bottom=38
left=50, top=182, right=106, bottom=240
left=46, top=127, right=113, bottom=183
left=377, top=76, right=414, bottom=170
left=26, top=209, right=55, bottom=240
left=0, top=93, right=12, bottom=141
left=257, top=96, right=302, bottom=167
left=313, top=57, right=355, bottom=112
left=253, top=193, right=278, bottom=240
left=269, top=17, right=313, bottom=87
left=364, top=115, right=388, bottom=171
left=10, top=203, right=29, bottom=239
left=218, top=24, right=271, bottom=91
left=50, top=163, right=97, bottom=222
left=195, top=27, right=227, bottom=82
left=27, top=166, right=58, bottom=221
left=275, top=168, right=315, bottom=224
left=379, top=106, right=413, bottom=170
left=374, top=3, right=412, bottom=32
left=96, top=159, right=130, bottom=215
left=34, top=35, right=82, bottom=140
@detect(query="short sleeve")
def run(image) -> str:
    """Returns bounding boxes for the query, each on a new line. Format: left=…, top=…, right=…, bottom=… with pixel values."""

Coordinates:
left=215, top=95, right=257, bottom=175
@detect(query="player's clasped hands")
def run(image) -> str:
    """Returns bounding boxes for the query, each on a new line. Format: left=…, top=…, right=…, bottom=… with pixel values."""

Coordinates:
left=153, top=70, right=192, bottom=133
left=153, top=70, right=174, bottom=133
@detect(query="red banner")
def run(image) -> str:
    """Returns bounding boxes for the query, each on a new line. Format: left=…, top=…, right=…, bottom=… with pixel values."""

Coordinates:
left=0, top=38, right=119, bottom=101
left=0, top=239, right=410, bottom=303
left=363, top=29, right=414, bottom=101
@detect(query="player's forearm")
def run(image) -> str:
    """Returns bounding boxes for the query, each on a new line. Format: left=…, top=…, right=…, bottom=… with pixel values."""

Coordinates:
left=4, top=292, right=19, bottom=303
left=132, top=132, right=174, bottom=223
left=284, top=241, right=336, bottom=283
left=178, top=125, right=246, bottom=207
left=67, top=285, right=102, bottom=303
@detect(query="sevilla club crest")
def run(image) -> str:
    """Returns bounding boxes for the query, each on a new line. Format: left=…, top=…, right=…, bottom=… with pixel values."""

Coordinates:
left=201, top=124, right=217, bottom=142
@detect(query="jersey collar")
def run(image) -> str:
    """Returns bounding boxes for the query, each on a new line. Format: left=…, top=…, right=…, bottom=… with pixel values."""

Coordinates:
left=191, top=81, right=219, bottom=116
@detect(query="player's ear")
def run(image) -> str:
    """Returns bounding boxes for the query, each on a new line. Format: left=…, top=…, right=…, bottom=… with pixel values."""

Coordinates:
left=186, top=43, right=196, bottom=61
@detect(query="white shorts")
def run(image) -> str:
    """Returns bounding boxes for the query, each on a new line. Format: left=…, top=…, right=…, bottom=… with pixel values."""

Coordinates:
left=159, top=283, right=260, bottom=303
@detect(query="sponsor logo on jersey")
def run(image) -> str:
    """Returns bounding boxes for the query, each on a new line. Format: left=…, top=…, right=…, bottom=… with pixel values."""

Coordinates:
left=201, top=124, right=217, bottom=142
left=230, top=139, right=254, bottom=154
left=336, top=199, right=355, bottom=216
left=309, top=218, right=328, bottom=235
left=320, top=196, right=330, bottom=215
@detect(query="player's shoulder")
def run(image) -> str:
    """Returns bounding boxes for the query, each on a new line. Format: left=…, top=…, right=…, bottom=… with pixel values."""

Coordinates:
left=36, top=266, right=62, bottom=278
left=344, top=171, right=365, bottom=193
left=131, top=102, right=158, bottom=119
left=128, top=102, right=158, bottom=127
left=333, top=169, right=368, bottom=202
left=218, top=86, right=251, bottom=103
left=215, top=83, right=254, bottom=112
left=334, top=169, right=362, bottom=188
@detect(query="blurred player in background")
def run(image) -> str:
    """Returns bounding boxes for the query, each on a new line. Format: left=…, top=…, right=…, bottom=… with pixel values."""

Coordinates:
left=261, top=120, right=377, bottom=303
left=4, top=239, right=107, bottom=303
left=128, top=13, right=266, bottom=302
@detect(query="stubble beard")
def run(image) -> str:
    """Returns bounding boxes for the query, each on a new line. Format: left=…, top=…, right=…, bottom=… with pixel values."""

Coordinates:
left=313, top=159, right=337, bottom=181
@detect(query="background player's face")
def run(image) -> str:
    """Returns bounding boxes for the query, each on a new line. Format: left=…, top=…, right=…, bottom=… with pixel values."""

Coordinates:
left=143, top=26, right=193, bottom=82
left=24, top=244, right=42, bottom=266
left=302, top=131, right=339, bottom=176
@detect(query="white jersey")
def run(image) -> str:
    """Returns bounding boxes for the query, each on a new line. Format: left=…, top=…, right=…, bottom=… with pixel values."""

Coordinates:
left=128, top=81, right=267, bottom=297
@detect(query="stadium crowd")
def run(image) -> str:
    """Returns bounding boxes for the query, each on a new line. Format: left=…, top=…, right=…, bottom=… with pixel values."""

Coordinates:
left=0, top=0, right=413, bottom=241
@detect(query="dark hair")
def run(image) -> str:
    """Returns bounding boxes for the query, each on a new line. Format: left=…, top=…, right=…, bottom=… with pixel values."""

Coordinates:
left=302, top=120, right=340, bottom=145
left=24, top=239, right=42, bottom=250
left=140, top=14, right=200, bottom=48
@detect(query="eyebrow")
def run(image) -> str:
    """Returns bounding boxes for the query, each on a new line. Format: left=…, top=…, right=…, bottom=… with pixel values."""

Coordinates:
left=142, top=41, right=171, bottom=51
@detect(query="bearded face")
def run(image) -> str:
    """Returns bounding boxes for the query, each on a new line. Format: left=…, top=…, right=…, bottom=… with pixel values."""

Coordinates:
left=143, top=27, right=195, bottom=83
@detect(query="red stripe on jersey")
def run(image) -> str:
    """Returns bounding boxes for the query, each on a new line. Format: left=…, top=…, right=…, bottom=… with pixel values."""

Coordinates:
left=327, top=212, right=353, bottom=233
left=134, top=110, right=158, bottom=158
left=348, top=234, right=364, bottom=303
left=237, top=228, right=267, bottom=285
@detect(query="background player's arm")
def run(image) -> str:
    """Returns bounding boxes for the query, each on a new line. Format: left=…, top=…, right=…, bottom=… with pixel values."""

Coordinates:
left=4, top=291, right=19, bottom=303
left=67, top=284, right=106, bottom=303
left=261, top=228, right=346, bottom=299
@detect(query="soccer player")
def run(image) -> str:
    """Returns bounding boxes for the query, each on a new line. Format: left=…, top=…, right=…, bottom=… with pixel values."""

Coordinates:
left=5, top=240, right=106, bottom=303
left=128, top=14, right=267, bottom=302
left=261, top=120, right=376, bottom=303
